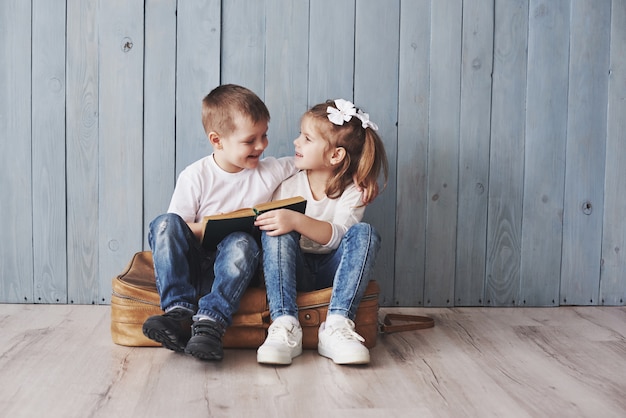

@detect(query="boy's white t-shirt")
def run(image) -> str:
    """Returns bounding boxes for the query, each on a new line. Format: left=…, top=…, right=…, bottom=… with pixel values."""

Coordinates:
left=272, top=170, right=365, bottom=254
left=168, top=154, right=297, bottom=223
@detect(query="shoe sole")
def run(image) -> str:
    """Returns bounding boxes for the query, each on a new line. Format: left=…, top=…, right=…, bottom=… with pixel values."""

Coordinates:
left=185, top=344, right=223, bottom=361
left=318, top=346, right=370, bottom=365
left=142, top=326, right=187, bottom=353
left=257, top=346, right=302, bottom=365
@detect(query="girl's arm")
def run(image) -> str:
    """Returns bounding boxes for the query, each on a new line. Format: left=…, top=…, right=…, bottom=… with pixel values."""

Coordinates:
left=255, top=209, right=333, bottom=245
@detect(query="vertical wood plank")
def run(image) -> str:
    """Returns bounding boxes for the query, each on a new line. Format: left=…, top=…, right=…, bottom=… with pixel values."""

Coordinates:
left=424, top=0, right=463, bottom=307
left=485, top=0, right=528, bottom=307
left=32, top=0, right=67, bottom=303
left=98, top=0, right=144, bottom=303
left=560, top=0, right=611, bottom=306
left=221, top=0, right=266, bottom=96
left=455, top=0, right=494, bottom=307
left=143, top=0, right=177, bottom=249
left=308, top=0, right=355, bottom=105
left=600, top=0, right=626, bottom=306
left=519, top=0, right=570, bottom=307
left=355, top=0, right=400, bottom=306
left=0, top=1, right=33, bottom=303
left=264, top=0, right=310, bottom=157
left=2, top=0, right=626, bottom=308
left=66, top=0, right=99, bottom=304
left=395, top=0, right=431, bottom=306
left=175, top=0, right=221, bottom=174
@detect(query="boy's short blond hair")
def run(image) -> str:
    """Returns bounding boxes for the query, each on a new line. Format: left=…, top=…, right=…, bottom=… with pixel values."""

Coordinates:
left=201, top=84, right=270, bottom=136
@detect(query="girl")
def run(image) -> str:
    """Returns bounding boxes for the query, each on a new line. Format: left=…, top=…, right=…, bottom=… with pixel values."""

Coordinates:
left=254, top=99, right=388, bottom=365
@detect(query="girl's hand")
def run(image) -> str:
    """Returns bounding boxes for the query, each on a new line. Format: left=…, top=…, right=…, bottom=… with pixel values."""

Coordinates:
left=353, top=175, right=379, bottom=205
left=255, top=209, right=300, bottom=236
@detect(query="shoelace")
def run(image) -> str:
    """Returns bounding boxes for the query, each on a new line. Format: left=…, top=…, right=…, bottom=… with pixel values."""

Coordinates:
left=267, top=323, right=298, bottom=348
left=328, top=319, right=365, bottom=343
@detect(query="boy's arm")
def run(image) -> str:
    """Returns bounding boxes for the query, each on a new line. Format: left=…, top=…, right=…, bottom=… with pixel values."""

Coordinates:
left=188, top=222, right=204, bottom=242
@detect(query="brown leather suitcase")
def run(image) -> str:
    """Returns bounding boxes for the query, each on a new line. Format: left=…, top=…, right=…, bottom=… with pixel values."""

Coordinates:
left=111, top=251, right=380, bottom=349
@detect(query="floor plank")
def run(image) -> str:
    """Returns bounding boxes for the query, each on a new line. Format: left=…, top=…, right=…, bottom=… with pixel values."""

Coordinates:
left=0, top=305, right=624, bottom=417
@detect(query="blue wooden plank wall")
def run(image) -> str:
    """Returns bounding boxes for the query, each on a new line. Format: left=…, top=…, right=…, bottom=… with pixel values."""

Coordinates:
left=1, top=0, right=624, bottom=307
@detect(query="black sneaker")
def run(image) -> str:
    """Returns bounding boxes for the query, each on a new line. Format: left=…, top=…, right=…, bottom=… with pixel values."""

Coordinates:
left=142, top=308, right=193, bottom=353
left=184, top=319, right=224, bottom=361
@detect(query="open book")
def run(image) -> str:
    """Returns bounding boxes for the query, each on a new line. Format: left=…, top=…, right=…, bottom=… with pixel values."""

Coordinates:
left=201, top=196, right=307, bottom=250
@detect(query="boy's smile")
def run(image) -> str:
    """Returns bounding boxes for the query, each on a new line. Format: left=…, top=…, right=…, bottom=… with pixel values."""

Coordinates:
left=211, top=113, right=269, bottom=173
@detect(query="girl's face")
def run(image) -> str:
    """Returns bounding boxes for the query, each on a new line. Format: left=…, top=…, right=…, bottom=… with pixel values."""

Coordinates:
left=293, top=116, right=334, bottom=172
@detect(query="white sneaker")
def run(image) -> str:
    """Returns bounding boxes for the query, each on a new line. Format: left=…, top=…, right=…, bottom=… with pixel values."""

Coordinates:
left=257, top=316, right=303, bottom=365
left=318, top=318, right=370, bottom=365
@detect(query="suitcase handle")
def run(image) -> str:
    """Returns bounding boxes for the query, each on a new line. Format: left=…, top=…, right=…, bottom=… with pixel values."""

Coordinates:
left=380, top=313, right=434, bottom=334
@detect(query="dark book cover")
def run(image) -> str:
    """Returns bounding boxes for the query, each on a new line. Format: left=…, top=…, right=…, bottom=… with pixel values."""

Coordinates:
left=201, top=196, right=307, bottom=250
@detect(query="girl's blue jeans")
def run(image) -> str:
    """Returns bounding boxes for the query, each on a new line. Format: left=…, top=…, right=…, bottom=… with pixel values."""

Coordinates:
left=148, top=213, right=260, bottom=329
left=261, top=222, right=381, bottom=321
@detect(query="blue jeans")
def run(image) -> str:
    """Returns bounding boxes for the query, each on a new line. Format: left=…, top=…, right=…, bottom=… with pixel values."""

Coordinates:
left=261, top=222, right=381, bottom=321
left=148, top=213, right=260, bottom=328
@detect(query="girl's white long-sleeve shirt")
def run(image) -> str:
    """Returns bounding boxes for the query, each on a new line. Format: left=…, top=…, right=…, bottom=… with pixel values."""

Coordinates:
left=272, top=170, right=365, bottom=254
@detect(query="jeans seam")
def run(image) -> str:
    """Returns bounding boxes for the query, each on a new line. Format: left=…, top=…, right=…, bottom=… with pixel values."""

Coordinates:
left=329, top=224, right=371, bottom=319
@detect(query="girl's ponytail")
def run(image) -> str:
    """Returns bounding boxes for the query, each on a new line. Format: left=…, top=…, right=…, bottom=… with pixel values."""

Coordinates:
left=307, top=99, right=388, bottom=204
left=355, top=128, right=388, bottom=205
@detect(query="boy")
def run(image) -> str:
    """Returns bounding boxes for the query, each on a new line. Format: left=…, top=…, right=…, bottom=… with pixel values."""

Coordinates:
left=142, top=84, right=297, bottom=361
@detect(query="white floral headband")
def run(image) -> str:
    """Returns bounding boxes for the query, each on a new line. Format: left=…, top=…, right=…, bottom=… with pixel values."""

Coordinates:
left=327, top=99, right=378, bottom=131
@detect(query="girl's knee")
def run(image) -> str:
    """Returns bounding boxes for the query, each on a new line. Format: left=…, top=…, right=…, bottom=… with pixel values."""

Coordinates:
left=347, top=222, right=381, bottom=251
left=349, top=222, right=379, bottom=239
left=261, top=230, right=299, bottom=249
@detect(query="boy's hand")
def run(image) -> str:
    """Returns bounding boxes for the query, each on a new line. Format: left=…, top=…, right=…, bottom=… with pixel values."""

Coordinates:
left=254, top=209, right=300, bottom=236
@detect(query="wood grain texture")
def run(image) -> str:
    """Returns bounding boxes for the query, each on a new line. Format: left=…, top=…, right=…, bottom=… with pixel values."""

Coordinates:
left=600, top=0, right=626, bottom=306
left=175, top=0, right=221, bottom=174
left=98, top=0, right=145, bottom=304
left=355, top=0, right=400, bottom=307
left=143, top=0, right=177, bottom=250
left=519, top=0, right=569, bottom=307
left=486, top=0, right=528, bottom=306
left=455, top=0, right=494, bottom=307
left=221, top=0, right=267, bottom=96
left=1, top=304, right=624, bottom=417
left=32, top=0, right=67, bottom=304
left=1, top=1, right=625, bottom=307
left=0, top=1, right=34, bottom=303
left=66, top=0, right=100, bottom=305
left=264, top=0, right=309, bottom=157
left=308, top=0, right=355, bottom=105
left=395, top=0, right=431, bottom=306
left=424, top=0, right=462, bottom=307
left=560, top=0, right=611, bottom=306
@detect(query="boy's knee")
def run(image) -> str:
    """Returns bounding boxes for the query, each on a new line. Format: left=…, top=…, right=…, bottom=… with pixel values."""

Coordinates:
left=221, top=232, right=260, bottom=256
left=217, top=232, right=260, bottom=276
left=149, top=213, right=186, bottom=236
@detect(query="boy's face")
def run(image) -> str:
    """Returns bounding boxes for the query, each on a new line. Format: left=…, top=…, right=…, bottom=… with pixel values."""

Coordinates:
left=211, top=113, right=269, bottom=173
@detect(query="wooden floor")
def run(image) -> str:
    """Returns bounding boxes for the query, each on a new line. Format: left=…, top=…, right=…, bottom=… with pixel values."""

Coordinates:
left=0, top=304, right=624, bottom=418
